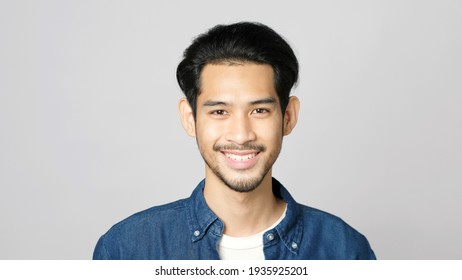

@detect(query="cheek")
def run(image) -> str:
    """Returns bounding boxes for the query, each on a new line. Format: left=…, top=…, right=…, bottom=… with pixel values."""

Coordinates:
left=254, top=118, right=283, bottom=142
left=196, top=119, right=222, bottom=146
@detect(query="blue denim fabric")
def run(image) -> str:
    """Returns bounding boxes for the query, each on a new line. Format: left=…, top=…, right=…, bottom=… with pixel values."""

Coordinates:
left=93, top=178, right=376, bottom=260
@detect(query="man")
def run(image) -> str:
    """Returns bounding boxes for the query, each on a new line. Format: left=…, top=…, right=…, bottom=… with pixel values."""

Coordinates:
left=93, top=22, right=376, bottom=260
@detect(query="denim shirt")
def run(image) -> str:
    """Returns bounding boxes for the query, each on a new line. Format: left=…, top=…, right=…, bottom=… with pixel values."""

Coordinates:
left=93, top=178, right=376, bottom=260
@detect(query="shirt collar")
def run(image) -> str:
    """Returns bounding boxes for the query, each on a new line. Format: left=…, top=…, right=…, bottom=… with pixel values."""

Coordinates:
left=271, top=177, right=304, bottom=255
left=186, top=177, right=303, bottom=255
left=186, top=179, right=221, bottom=242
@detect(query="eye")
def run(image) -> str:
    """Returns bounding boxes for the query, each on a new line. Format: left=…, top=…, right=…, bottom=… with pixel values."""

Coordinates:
left=252, top=108, right=269, bottom=114
left=211, top=110, right=227, bottom=116
left=209, top=109, right=228, bottom=119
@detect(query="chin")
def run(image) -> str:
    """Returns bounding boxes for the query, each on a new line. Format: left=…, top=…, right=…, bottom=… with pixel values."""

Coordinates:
left=223, top=179, right=261, bottom=193
left=218, top=169, right=269, bottom=193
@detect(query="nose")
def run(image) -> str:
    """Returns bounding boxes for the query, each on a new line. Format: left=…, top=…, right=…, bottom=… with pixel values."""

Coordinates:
left=225, top=114, right=257, bottom=145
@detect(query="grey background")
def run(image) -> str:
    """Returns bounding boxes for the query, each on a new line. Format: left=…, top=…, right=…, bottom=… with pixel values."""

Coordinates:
left=1, top=0, right=461, bottom=259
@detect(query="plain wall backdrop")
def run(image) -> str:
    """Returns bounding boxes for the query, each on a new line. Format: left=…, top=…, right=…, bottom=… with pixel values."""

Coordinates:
left=0, top=0, right=461, bottom=259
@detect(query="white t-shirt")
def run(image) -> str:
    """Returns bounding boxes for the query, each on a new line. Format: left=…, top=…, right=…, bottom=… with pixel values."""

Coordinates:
left=218, top=205, right=287, bottom=260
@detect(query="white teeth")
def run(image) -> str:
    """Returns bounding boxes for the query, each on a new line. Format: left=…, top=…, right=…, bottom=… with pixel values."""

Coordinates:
left=225, top=153, right=256, bottom=162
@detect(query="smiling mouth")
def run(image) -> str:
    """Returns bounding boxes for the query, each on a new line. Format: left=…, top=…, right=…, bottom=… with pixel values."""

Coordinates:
left=224, top=152, right=258, bottom=162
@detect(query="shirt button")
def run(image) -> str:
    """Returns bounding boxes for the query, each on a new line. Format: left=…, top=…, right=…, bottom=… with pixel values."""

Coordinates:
left=266, top=233, right=274, bottom=241
left=291, top=242, right=298, bottom=249
left=193, top=230, right=200, bottom=237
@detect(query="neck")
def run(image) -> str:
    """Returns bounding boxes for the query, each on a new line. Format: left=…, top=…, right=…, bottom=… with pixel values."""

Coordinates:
left=203, top=170, right=286, bottom=237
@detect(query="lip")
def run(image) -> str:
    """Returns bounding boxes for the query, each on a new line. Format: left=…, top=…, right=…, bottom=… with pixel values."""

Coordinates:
left=221, top=150, right=260, bottom=170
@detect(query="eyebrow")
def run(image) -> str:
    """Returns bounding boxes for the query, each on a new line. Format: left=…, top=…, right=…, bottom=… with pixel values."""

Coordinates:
left=250, top=97, right=277, bottom=106
left=202, top=97, right=277, bottom=107
left=202, top=100, right=228, bottom=107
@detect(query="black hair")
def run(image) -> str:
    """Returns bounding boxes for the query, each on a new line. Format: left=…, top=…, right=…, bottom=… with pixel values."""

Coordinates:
left=176, top=22, right=299, bottom=118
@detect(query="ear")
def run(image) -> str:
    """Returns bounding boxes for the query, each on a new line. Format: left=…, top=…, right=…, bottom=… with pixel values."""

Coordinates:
left=178, top=98, right=196, bottom=137
left=283, top=96, right=300, bottom=136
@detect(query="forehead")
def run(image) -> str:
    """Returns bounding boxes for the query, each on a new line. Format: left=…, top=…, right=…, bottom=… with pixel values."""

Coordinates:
left=198, top=63, right=277, bottom=104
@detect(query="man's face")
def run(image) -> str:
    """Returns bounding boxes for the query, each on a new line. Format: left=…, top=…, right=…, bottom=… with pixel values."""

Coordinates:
left=194, top=63, right=284, bottom=192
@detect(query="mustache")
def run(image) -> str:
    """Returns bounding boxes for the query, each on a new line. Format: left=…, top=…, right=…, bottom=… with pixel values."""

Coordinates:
left=213, top=143, right=266, bottom=152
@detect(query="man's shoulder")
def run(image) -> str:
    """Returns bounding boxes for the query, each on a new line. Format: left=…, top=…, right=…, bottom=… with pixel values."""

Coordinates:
left=297, top=203, right=364, bottom=236
left=105, top=198, right=189, bottom=236
left=298, top=204, right=347, bottom=225
left=295, top=203, right=375, bottom=259
left=93, top=197, right=193, bottom=260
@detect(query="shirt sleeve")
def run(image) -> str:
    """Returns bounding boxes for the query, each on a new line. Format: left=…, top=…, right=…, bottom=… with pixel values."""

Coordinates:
left=355, top=234, right=377, bottom=260
left=92, top=235, right=110, bottom=260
